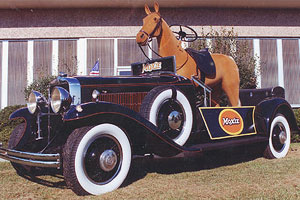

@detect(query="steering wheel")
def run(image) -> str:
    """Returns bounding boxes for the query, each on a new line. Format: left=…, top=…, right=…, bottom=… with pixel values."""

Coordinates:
left=169, top=24, right=198, bottom=42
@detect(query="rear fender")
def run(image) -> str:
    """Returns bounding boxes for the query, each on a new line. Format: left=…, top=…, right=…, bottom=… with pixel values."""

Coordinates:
left=255, top=98, right=298, bottom=136
left=63, top=102, right=184, bottom=156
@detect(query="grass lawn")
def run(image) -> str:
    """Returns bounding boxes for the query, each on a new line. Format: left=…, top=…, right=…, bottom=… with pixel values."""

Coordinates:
left=1, top=143, right=300, bottom=200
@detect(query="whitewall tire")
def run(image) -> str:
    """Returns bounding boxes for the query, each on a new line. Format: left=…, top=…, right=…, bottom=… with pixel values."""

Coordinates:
left=264, top=114, right=291, bottom=159
left=63, top=124, right=131, bottom=195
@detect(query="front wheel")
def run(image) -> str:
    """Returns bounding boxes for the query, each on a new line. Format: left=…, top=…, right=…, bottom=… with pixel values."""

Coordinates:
left=264, top=114, right=291, bottom=159
left=63, top=124, right=132, bottom=196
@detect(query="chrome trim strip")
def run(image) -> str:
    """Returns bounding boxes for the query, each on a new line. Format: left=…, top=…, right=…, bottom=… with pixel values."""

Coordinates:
left=58, top=77, right=81, bottom=105
left=0, top=147, right=59, bottom=160
left=0, top=147, right=60, bottom=168
left=0, top=153, right=60, bottom=168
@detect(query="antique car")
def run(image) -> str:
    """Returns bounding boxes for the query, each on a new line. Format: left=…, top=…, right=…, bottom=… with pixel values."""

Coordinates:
left=0, top=56, right=298, bottom=196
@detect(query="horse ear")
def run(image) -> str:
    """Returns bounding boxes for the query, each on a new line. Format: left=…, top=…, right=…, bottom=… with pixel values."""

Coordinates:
left=145, top=4, right=151, bottom=15
left=154, top=2, right=160, bottom=13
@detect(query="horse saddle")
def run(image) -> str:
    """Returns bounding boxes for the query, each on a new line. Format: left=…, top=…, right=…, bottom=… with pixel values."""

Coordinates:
left=185, top=48, right=216, bottom=82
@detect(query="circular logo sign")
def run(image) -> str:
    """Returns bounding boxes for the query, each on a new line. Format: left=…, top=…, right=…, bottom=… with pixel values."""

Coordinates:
left=218, top=109, right=244, bottom=136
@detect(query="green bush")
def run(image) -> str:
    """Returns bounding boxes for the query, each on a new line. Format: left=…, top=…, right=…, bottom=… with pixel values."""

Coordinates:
left=292, top=109, right=300, bottom=143
left=0, top=105, right=25, bottom=147
left=24, top=75, right=56, bottom=101
left=191, top=27, right=258, bottom=89
left=190, top=28, right=258, bottom=106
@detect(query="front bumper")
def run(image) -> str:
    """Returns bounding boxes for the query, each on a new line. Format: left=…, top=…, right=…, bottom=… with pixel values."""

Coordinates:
left=0, top=142, right=60, bottom=169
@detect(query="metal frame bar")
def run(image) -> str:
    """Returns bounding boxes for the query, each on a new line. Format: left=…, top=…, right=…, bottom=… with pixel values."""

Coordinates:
left=192, top=76, right=212, bottom=107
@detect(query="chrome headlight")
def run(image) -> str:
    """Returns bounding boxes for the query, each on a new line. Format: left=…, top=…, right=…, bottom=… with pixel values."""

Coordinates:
left=50, top=87, right=72, bottom=113
left=27, top=91, right=46, bottom=114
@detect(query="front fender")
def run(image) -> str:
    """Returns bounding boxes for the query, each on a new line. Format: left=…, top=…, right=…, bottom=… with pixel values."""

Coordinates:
left=9, top=107, right=34, bottom=149
left=63, top=102, right=186, bottom=156
left=10, top=107, right=32, bottom=121
left=255, top=98, right=298, bottom=136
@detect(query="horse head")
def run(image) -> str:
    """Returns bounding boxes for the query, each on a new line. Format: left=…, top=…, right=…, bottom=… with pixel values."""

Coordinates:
left=136, top=2, right=162, bottom=46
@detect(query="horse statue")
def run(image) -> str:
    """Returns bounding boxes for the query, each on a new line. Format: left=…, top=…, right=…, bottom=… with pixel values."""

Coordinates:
left=136, top=2, right=240, bottom=106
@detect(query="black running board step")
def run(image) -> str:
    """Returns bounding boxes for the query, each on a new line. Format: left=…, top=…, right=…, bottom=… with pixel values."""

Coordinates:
left=187, top=136, right=268, bottom=153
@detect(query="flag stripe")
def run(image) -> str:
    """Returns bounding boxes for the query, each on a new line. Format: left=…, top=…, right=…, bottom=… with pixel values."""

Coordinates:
left=90, top=60, right=100, bottom=76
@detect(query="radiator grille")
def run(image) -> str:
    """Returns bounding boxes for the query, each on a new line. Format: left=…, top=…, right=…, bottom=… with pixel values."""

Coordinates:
left=98, top=92, right=148, bottom=112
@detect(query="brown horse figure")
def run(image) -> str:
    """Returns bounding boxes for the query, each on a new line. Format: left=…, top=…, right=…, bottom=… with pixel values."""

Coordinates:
left=136, top=2, right=240, bottom=106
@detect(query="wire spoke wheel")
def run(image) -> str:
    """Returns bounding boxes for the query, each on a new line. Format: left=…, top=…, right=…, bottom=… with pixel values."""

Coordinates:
left=157, top=99, right=185, bottom=140
left=83, top=135, right=122, bottom=184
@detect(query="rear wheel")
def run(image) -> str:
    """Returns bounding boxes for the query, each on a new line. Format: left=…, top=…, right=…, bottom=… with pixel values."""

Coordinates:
left=63, top=124, right=132, bottom=195
left=264, top=114, right=291, bottom=159
left=140, top=86, right=193, bottom=146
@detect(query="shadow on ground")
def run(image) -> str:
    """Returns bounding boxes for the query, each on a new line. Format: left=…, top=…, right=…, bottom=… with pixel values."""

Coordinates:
left=17, top=168, right=67, bottom=189
left=124, top=143, right=266, bottom=187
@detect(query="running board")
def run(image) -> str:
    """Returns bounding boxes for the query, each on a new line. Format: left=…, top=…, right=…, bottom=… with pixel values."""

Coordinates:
left=187, top=135, right=268, bottom=153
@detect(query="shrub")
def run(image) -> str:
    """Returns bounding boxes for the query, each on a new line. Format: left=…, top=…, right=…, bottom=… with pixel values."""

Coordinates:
left=292, top=109, right=300, bottom=143
left=0, top=105, right=25, bottom=147
left=191, top=27, right=258, bottom=89
left=190, top=27, right=258, bottom=105
left=24, top=75, right=56, bottom=101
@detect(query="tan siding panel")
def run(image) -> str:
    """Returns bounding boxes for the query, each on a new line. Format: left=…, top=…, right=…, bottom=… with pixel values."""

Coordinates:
left=0, top=42, right=2, bottom=108
left=87, top=39, right=114, bottom=76
left=58, top=40, right=77, bottom=76
left=282, top=39, right=300, bottom=104
left=260, top=39, right=278, bottom=88
left=118, top=39, right=148, bottom=66
left=33, top=40, right=52, bottom=79
left=8, top=41, right=27, bottom=105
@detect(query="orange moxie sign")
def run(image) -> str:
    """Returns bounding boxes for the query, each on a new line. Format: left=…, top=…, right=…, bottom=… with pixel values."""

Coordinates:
left=218, top=109, right=244, bottom=135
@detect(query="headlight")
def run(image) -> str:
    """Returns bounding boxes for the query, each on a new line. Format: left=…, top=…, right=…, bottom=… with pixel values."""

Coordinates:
left=27, top=91, right=46, bottom=114
left=50, top=87, right=72, bottom=113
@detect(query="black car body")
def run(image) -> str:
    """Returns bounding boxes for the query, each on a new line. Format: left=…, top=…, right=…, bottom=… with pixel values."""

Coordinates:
left=0, top=56, right=298, bottom=195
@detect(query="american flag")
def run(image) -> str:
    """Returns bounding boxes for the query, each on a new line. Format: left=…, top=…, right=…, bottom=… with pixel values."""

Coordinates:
left=89, top=60, right=100, bottom=76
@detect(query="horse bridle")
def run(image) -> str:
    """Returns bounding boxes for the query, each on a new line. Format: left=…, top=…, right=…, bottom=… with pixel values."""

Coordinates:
left=138, top=16, right=163, bottom=60
left=139, top=16, right=162, bottom=44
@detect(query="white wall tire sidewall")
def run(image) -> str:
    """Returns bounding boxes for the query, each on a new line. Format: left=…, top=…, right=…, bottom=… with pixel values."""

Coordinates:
left=74, top=124, right=131, bottom=195
left=269, top=115, right=291, bottom=159
left=149, top=89, right=193, bottom=146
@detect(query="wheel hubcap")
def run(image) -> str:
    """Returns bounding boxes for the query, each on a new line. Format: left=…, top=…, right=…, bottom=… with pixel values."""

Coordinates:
left=83, top=135, right=122, bottom=184
left=168, top=111, right=182, bottom=130
left=279, top=131, right=287, bottom=144
left=272, top=122, right=287, bottom=151
left=99, top=150, right=117, bottom=172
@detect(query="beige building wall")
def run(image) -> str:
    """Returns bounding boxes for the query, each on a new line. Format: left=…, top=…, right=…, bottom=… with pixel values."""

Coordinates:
left=0, top=7, right=299, bottom=39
